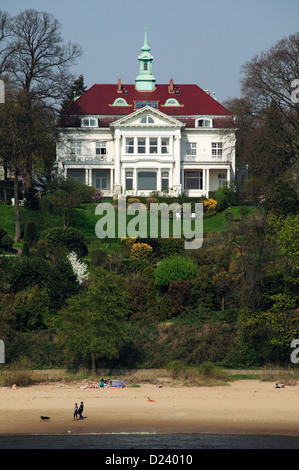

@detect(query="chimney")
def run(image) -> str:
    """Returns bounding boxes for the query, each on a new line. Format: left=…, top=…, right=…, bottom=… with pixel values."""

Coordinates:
left=117, top=78, right=122, bottom=93
left=169, top=79, right=174, bottom=93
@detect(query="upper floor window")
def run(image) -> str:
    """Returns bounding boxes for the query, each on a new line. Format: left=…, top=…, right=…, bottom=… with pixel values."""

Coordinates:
left=212, top=142, right=223, bottom=157
left=137, top=138, right=146, bottom=154
left=150, top=138, right=158, bottom=154
left=112, top=98, right=129, bottom=106
left=70, top=141, right=82, bottom=156
left=161, top=138, right=169, bottom=154
left=81, top=117, right=98, bottom=127
left=164, top=98, right=180, bottom=106
left=126, top=138, right=134, bottom=154
left=135, top=100, right=158, bottom=108
left=96, top=142, right=107, bottom=157
left=141, top=116, right=155, bottom=123
left=186, top=142, right=197, bottom=156
left=197, top=118, right=213, bottom=128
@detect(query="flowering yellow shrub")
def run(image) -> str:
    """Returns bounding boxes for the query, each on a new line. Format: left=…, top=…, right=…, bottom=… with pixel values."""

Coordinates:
left=203, top=198, right=218, bottom=212
left=130, top=243, right=153, bottom=260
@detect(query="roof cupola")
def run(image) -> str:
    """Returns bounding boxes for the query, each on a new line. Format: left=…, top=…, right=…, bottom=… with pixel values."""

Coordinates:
left=135, top=27, right=156, bottom=91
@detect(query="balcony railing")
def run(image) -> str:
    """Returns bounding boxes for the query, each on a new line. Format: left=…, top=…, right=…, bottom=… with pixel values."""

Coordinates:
left=182, top=154, right=231, bottom=162
left=64, top=154, right=114, bottom=163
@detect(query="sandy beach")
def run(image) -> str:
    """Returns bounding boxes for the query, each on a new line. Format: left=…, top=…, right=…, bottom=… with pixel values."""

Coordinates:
left=0, top=380, right=299, bottom=437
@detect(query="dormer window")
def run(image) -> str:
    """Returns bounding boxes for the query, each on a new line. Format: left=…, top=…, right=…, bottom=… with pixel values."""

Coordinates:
left=197, top=118, right=213, bottom=128
left=81, top=117, right=98, bottom=127
left=141, top=116, right=154, bottom=123
left=112, top=98, right=129, bottom=106
left=164, top=98, right=180, bottom=106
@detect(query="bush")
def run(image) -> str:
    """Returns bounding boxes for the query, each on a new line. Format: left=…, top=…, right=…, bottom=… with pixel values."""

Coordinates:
left=154, top=255, right=197, bottom=287
left=157, top=238, right=184, bottom=258
left=146, top=197, right=158, bottom=209
left=24, top=221, right=38, bottom=246
left=45, top=227, right=88, bottom=258
left=130, top=243, right=153, bottom=260
left=127, top=198, right=140, bottom=205
left=91, top=248, right=108, bottom=266
left=203, top=198, right=218, bottom=212
left=92, top=190, right=103, bottom=202
left=23, top=186, right=40, bottom=211
left=239, top=206, right=250, bottom=217
left=213, top=191, right=229, bottom=211
left=22, top=241, right=31, bottom=257
left=0, top=233, right=14, bottom=252
left=36, top=239, right=48, bottom=259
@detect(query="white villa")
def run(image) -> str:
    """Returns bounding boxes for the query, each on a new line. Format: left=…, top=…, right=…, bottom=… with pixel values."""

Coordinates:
left=56, top=29, right=237, bottom=198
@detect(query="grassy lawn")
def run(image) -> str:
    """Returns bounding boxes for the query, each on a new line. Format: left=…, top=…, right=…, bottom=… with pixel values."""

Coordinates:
left=0, top=203, right=256, bottom=249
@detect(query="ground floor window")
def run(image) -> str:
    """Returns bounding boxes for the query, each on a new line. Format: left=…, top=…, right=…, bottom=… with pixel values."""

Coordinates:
left=125, top=171, right=134, bottom=190
left=162, top=171, right=169, bottom=191
left=184, top=171, right=203, bottom=190
left=95, top=170, right=108, bottom=190
left=137, top=171, right=157, bottom=191
left=67, top=169, right=84, bottom=183
left=218, top=173, right=226, bottom=187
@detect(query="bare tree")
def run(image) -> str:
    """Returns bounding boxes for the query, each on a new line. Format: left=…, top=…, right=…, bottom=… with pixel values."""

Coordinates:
left=241, top=31, right=299, bottom=163
left=0, top=10, right=12, bottom=75
left=2, top=9, right=82, bottom=107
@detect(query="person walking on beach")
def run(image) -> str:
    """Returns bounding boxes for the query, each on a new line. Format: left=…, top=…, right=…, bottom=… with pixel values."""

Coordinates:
left=78, top=401, right=84, bottom=420
left=73, top=403, right=78, bottom=421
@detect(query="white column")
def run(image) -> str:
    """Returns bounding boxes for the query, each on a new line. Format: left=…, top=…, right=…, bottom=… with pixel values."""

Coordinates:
left=113, top=134, right=122, bottom=195
left=157, top=168, right=161, bottom=192
left=85, top=168, right=89, bottom=186
left=227, top=167, right=231, bottom=185
left=206, top=168, right=210, bottom=197
left=110, top=169, right=113, bottom=194
left=173, top=135, right=182, bottom=195
left=133, top=168, right=137, bottom=195
left=203, top=168, right=206, bottom=195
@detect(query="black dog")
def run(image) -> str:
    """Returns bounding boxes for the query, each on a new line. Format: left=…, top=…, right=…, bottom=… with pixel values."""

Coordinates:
left=40, top=416, right=50, bottom=421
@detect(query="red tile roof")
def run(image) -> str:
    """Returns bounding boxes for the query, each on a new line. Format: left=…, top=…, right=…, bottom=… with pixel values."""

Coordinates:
left=62, top=83, right=232, bottom=120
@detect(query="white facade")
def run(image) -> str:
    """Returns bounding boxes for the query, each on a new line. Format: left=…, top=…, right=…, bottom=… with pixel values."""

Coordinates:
left=56, top=105, right=236, bottom=198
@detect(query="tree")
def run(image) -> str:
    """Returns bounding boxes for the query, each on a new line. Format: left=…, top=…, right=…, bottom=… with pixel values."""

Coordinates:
left=61, top=267, right=130, bottom=373
left=142, top=266, right=159, bottom=320
left=1, top=9, right=81, bottom=106
left=264, top=180, right=299, bottom=216
left=0, top=9, right=81, bottom=190
left=0, top=88, right=55, bottom=240
left=45, top=227, right=88, bottom=258
left=46, top=177, right=87, bottom=228
left=60, top=74, right=87, bottom=112
left=0, top=10, right=12, bottom=75
left=240, top=32, right=299, bottom=166
left=24, top=221, right=38, bottom=247
left=13, top=285, right=45, bottom=331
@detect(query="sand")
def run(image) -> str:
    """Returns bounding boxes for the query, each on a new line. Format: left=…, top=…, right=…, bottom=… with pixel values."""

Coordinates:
left=0, top=380, right=299, bottom=436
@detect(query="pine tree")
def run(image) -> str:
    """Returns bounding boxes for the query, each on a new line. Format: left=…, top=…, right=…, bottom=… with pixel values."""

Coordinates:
left=60, top=75, right=87, bottom=112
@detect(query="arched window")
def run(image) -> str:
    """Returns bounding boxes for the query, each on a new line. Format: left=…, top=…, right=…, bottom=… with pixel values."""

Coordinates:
left=164, top=98, right=180, bottom=106
left=140, top=116, right=154, bottom=123
left=112, top=98, right=129, bottom=106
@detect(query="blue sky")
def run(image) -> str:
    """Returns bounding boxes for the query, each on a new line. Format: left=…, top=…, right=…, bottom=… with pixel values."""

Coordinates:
left=1, top=0, right=299, bottom=103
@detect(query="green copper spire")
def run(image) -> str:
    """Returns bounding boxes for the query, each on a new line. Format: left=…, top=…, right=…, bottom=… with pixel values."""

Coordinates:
left=135, top=27, right=156, bottom=91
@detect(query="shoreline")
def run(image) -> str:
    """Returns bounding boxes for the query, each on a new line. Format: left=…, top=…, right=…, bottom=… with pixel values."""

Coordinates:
left=1, top=380, right=299, bottom=438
